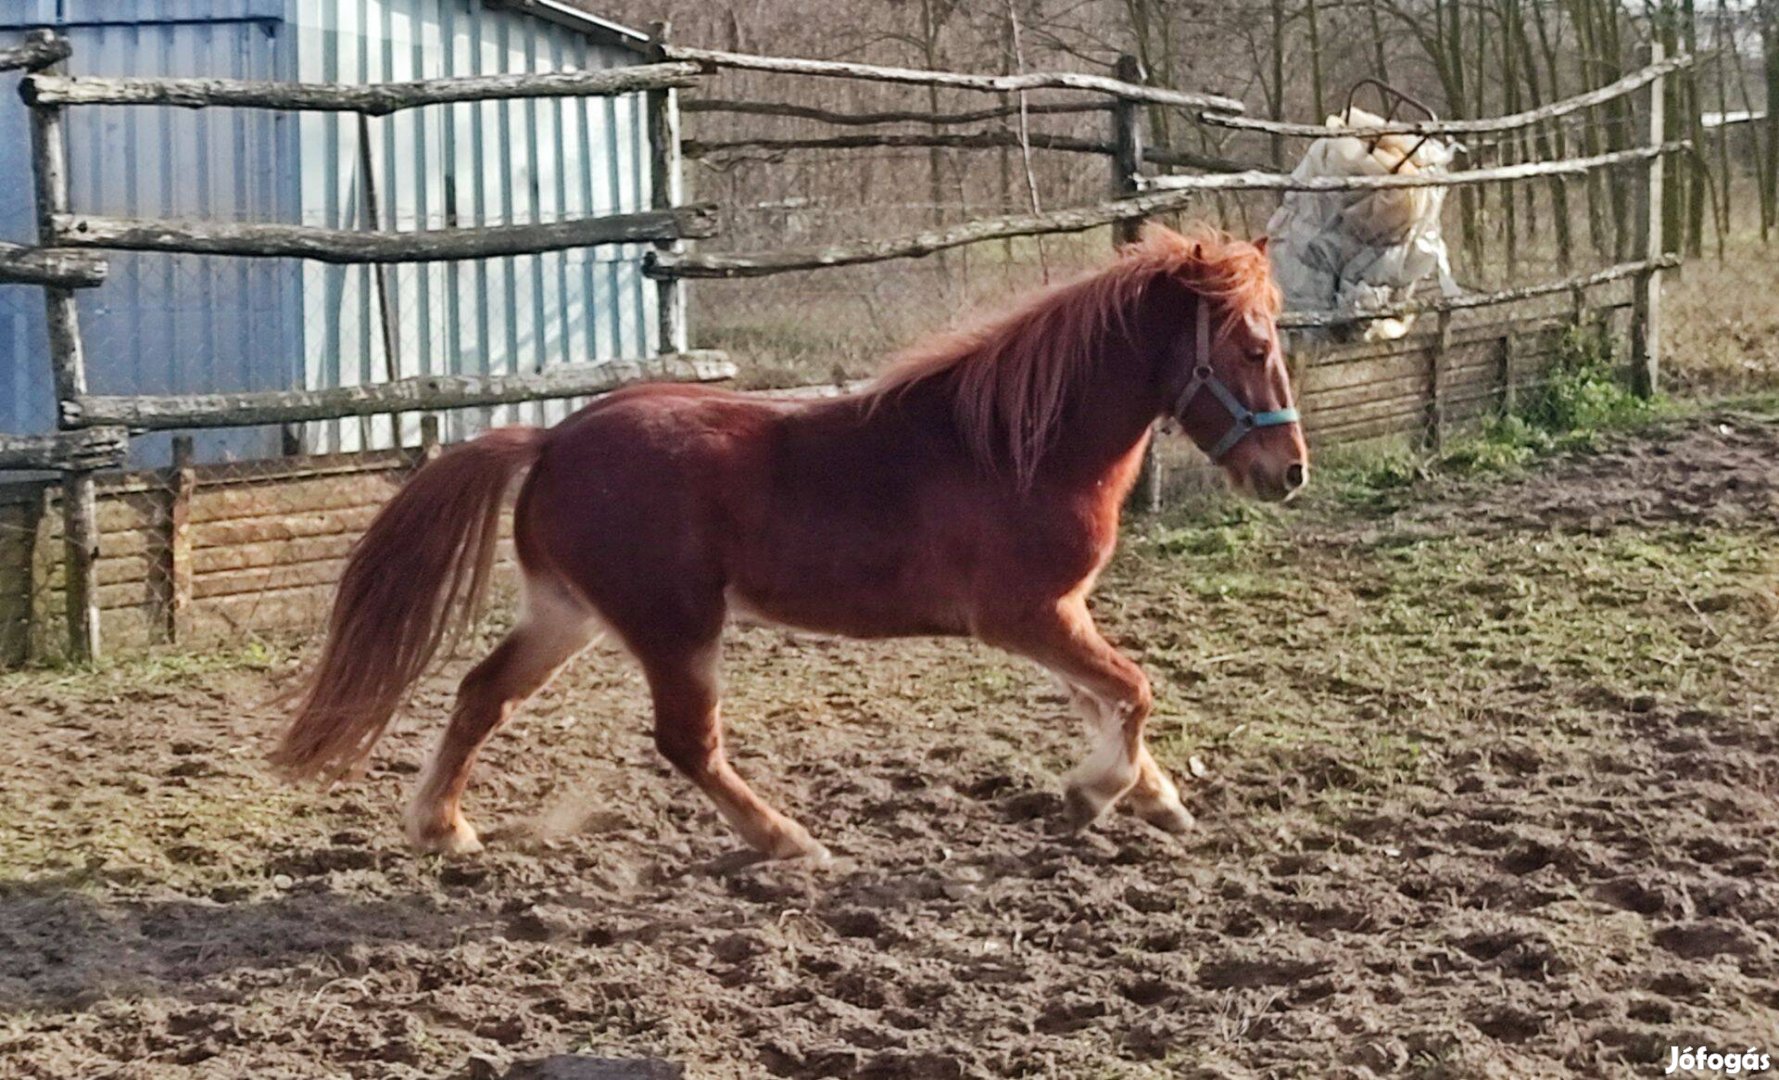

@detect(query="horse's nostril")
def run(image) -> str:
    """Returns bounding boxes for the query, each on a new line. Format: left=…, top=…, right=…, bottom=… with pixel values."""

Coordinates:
left=1284, top=462, right=1307, bottom=490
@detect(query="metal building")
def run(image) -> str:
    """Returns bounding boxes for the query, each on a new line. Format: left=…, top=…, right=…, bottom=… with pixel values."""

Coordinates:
left=0, top=0, right=664, bottom=464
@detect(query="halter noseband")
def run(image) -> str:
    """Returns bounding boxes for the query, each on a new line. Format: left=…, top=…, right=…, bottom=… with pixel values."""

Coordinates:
left=1172, top=297, right=1301, bottom=462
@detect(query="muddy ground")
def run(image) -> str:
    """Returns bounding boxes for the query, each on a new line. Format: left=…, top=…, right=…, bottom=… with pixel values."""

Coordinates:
left=3, top=405, right=1778, bottom=1079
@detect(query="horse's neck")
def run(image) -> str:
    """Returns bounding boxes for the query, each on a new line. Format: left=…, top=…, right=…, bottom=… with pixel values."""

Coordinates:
left=1036, top=331, right=1161, bottom=488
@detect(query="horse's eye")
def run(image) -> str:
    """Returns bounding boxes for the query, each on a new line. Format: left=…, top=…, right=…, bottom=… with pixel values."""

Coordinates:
left=1246, top=344, right=1270, bottom=364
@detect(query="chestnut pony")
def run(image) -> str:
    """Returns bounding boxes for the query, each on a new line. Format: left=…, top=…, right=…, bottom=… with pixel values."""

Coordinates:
left=273, top=225, right=1308, bottom=861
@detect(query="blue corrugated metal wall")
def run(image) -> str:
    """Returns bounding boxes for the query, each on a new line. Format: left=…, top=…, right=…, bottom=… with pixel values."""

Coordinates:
left=0, top=0, right=299, bottom=465
left=0, top=57, right=52, bottom=442
left=0, top=0, right=657, bottom=463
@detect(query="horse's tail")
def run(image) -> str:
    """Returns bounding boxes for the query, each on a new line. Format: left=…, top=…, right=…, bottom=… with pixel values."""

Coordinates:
left=271, top=426, right=544, bottom=782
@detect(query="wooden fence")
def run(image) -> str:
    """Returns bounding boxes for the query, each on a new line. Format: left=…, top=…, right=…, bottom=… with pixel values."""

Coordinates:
left=0, top=25, right=735, bottom=663
left=0, top=305, right=1617, bottom=665
left=0, top=26, right=1686, bottom=664
left=0, top=444, right=417, bottom=664
left=649, top=39, right=1684, bottom=509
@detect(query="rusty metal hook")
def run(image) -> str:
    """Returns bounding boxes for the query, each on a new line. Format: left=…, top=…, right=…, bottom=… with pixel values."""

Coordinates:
left=1340, top=78, right=1440, bottom=173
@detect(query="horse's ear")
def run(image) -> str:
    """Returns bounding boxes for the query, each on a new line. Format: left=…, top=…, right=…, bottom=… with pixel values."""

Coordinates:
left=1253, top=235, right=1270, bottom=255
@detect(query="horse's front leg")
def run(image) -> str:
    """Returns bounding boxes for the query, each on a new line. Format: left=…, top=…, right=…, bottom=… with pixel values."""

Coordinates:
left=1127, top=743, right=1194, bottom=833
left=1060, top=680, right=1194, bottom=834
left=987, top=598, right=1191, bottom=833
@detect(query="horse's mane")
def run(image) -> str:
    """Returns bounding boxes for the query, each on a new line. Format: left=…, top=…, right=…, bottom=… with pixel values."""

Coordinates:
left=862, top=224, right=1280, bottom=489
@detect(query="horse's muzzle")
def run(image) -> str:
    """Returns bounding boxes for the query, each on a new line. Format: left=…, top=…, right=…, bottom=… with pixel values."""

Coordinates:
left=1245, top=458, right=1308, bottom=502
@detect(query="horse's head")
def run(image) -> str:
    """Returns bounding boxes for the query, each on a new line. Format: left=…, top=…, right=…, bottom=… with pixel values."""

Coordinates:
left=1138, top=228, right=1309, bottom=502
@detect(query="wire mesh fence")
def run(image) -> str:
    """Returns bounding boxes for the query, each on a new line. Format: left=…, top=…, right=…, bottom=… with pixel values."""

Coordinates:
left=0, top=438, right=422, bottom=665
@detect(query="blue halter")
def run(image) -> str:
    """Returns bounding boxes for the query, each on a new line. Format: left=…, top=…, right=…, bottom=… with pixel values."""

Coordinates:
left=1173, top=298, right=1301, bottom=461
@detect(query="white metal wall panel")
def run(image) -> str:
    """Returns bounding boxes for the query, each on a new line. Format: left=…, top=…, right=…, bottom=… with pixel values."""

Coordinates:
left=296, top=0, right=656, bottom=452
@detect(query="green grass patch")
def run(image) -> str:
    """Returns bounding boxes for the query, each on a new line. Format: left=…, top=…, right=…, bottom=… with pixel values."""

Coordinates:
left=1306, top=320, right=1690, bottom=513
left=1116, top=458, right=1778, bottom=813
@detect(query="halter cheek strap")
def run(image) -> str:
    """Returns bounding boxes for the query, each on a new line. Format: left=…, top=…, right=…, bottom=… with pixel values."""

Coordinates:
left=1172, top=297, right=1301, bottom=462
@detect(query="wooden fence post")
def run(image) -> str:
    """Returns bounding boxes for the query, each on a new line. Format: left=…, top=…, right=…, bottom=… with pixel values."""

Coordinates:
left=357, top=112, right=401, bottom=450
left=1112, top=55, right=1161, bottom=514
left=1110, top=56, right=1146, bottom=246
left=162, top=435, right=195, bottom=644
left=1497, top=331, right=1516, bottom=417
left=418, top=413, right=443, bottom=465
left=28, top=30, right=100, bottom=662
left=647, top=22, right=689, bottom=354
left=1427, top=310, right=1450, bottom=450
left=1631, top=40, right=1665, bottom=399
left=25, top=484, right=54, bottom=662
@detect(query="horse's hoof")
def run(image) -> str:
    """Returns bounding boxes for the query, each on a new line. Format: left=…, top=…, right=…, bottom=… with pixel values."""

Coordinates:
left=406, top=813, right=483, bottom=856
left=1136, top=800, right=1196, bottom=835
left=1059, top=785, right=1109, bottom=833
left=790, top=841, right=834, bottom=867
left=767, top=827, right=832, bottom=865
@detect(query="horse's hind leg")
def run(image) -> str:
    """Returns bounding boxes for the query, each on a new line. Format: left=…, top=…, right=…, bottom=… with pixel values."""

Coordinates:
left=405, top=575, right=600, bottom=854
left=642, top=640, right=828, bottom=862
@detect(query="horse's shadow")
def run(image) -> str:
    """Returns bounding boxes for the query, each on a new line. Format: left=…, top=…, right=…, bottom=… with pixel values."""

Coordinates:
left=0, top=871, right=482, bottom=1013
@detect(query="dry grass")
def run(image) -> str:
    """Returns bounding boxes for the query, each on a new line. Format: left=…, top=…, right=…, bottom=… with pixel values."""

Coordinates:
left=1663, top=234, right=1779, bottom=396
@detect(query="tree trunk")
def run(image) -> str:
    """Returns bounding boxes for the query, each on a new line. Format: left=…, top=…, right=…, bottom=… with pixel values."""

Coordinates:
left=1269, top=0, right=1287, bottom=168
left=1512, top=1, right=1574, bottom=272
left=1683, top=0, right=1706, bottom=256
left=1369, top=0, right=1391, bottom=83
left=1734, top=2, right=1772, bottom=238
left=1764, top=1, right=1779, bottom=240
left=920, top=0, right=946, bottom=232
left=1714, top=0, right=1735, bottom=245
left=1306, top=0, right=1326, bottom=121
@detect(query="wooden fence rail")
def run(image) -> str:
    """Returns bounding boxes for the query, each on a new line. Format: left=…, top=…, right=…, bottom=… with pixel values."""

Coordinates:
left=663, top=44, right=1246, bottom=113
left=0, top=240, right=106, bottom=288
left=0, top=427, right=128, bottom=471
left=1199, top=53, right=1692, bottom=138
left=1139, top=143, right=1684, bottom=193
left=50, top=205, right=718, bottom=264
left=1277, top=256, right=1679, bottom=329
left=20, top=62, right=705, bottom=114
left=645, top=187, right=1209, bottom=278
left=682, top=98, right=1110, bottom=126
left=647, top=143, right=1681, bottom=280
left=61, top=353, right=737, bottom=430
left=684, top=129, right=1253, bottom=172
left=0, top=34, right=69, bottom=73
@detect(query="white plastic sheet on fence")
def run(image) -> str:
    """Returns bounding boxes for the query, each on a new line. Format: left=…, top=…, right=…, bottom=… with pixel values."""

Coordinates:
left=1265, top=107, right=1461, bottom=340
